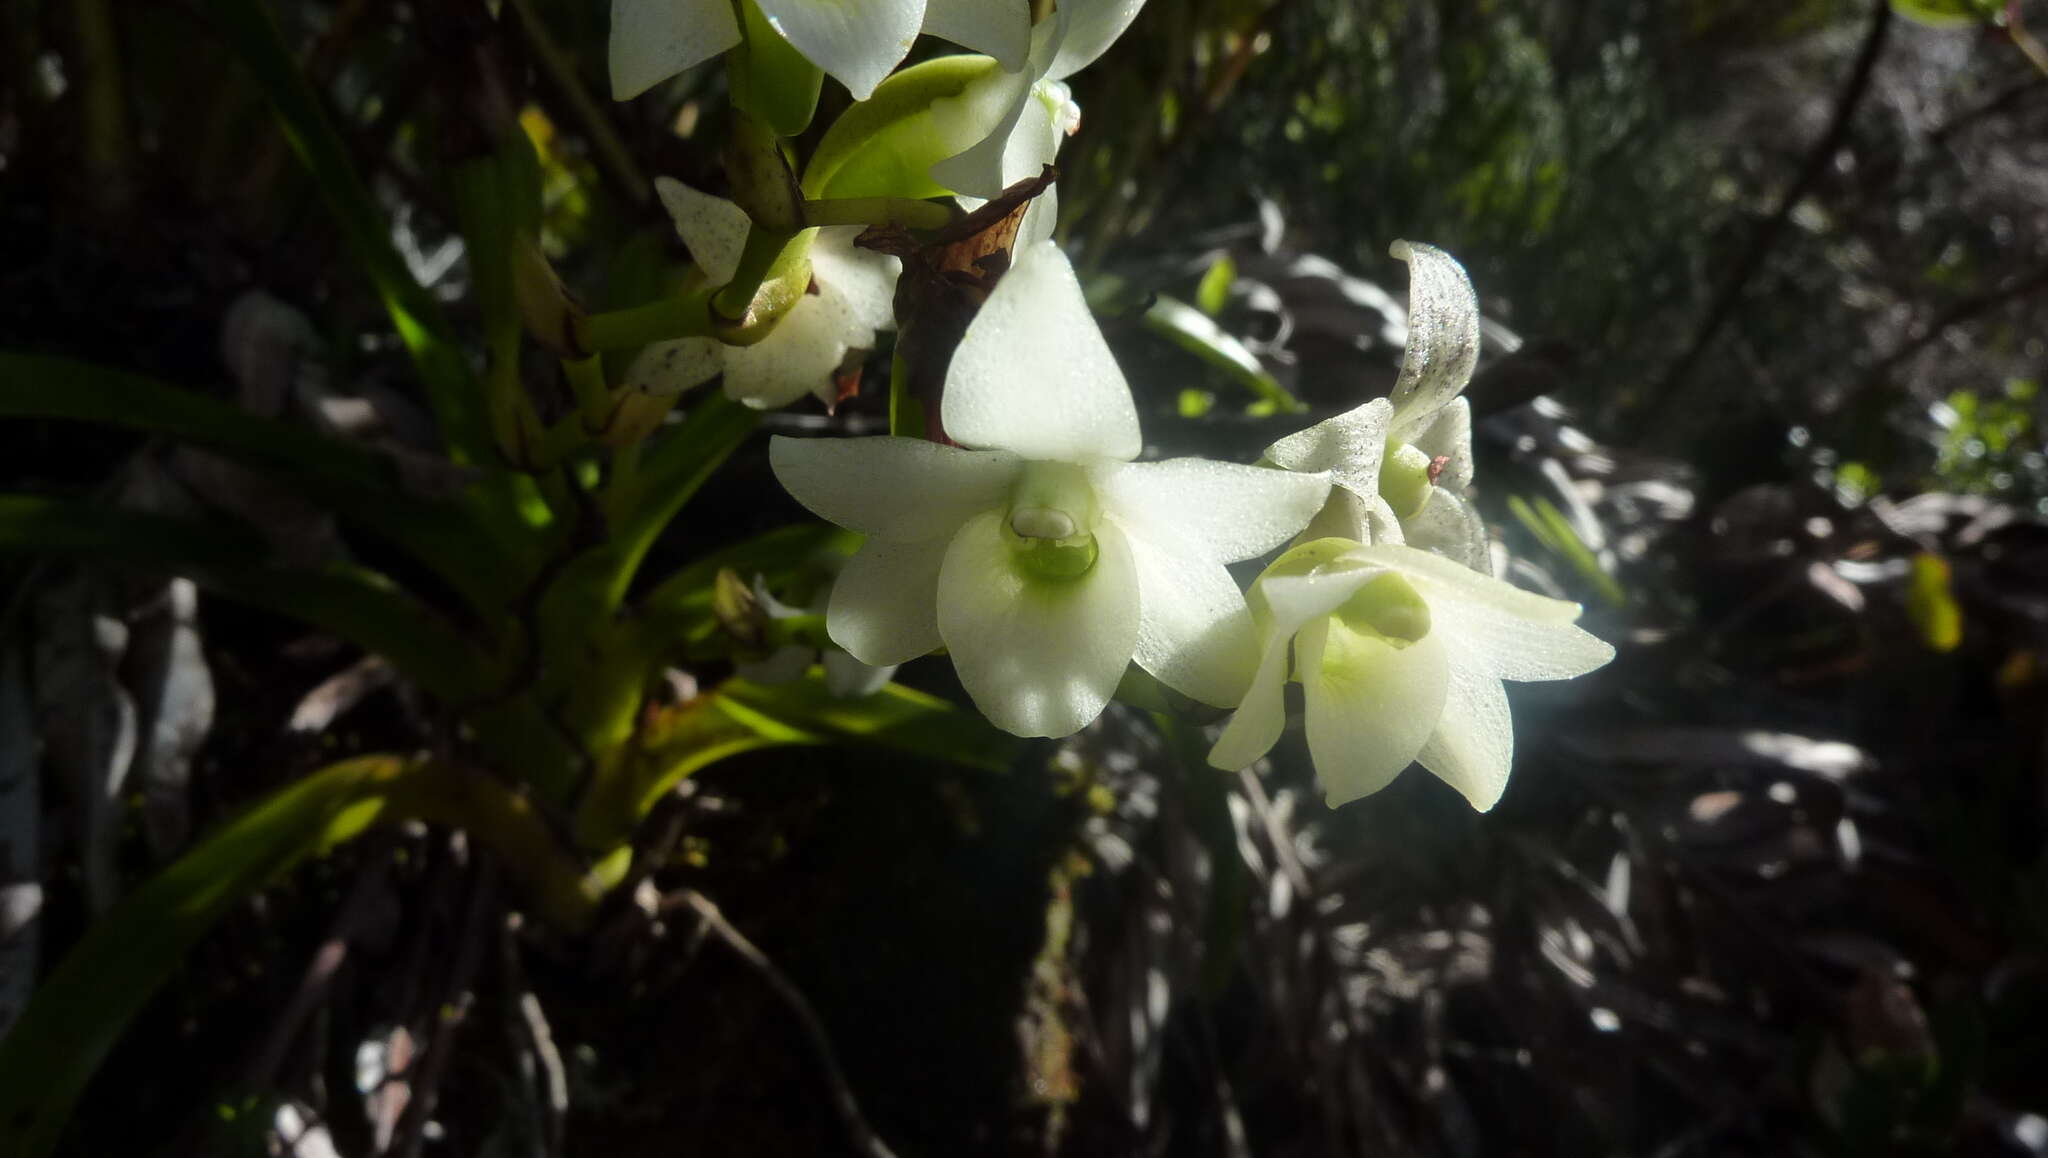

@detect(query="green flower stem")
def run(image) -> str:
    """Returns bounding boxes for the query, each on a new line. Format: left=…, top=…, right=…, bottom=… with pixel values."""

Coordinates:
left=75, top=0, right=132, bottom=216
left=563, top=354, right=611, bottom=432
left=580, top=284, right=720, bottom=350
left=728, top=0, right=824, bottom=138
left=711, top=226, right=812, bottom=328
left=579, top=231, right=813, bottom=350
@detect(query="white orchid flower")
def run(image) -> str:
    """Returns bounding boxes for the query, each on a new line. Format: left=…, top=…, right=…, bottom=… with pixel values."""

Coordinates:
left=611, top=0, right=1041, bottom=103
left=1265, top=241, right=1489, bottom=569
left=624, top=178, right=900, bottom=410
left=1209, top=537, right=1614, bottom=810
left=770, top=241, right=1331, bottom=737
left=927, top=0, right=1144, bottom=198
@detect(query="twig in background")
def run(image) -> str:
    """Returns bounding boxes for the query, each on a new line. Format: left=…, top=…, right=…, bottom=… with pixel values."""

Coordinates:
left=244, top=840, right=395, bottom=1092
left=500, top=914, right=568, bottom=1158
left=1639, top=0, right=1894, bottom=442
left=391, top=852, right=500, bottom=1158
left=664, top=888, right=902, bottom=1158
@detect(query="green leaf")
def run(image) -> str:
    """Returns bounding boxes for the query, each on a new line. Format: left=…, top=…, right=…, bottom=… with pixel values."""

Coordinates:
left=0, top=497, right=494, bottom=699
left=0, top=754, right=421, bottom=1157
left=1195, top=253, right=1237, bottom=316
left=602, top=394, right=763, bottom=608
left=1888, top=0, right=1997, bottom=28
left=1143, top=295, right=1306, bottom=414
left=0, top=353, right=524, bottom=611
left=1506, top=494, right=1626, bottom=608
left=1906, top=551, right=1963, bottom=653
left=802, top=54, right=1002, bottom=199
left=637, top=522, right=861, bottom=658
left=201, top=0, right=487, bottom=460
left=576, top=673, right=1020, bottom=846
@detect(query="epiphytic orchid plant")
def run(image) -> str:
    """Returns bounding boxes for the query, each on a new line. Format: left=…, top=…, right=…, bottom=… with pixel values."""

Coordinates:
left=0, top=0, right=1607, bottom=1151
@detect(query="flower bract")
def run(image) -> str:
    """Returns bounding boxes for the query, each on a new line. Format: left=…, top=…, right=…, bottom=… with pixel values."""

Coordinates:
left=1208, top=537, right=1614, bottom=810
left=770, top=241, right=1330, bottom=737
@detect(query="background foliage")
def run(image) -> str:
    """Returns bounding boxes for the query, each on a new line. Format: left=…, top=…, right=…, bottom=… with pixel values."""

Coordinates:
left=3, top=0, right=2047, bottom=1154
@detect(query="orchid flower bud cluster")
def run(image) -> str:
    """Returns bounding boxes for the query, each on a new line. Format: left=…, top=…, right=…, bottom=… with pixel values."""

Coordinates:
left=611, top=0, right=1136, bottom=411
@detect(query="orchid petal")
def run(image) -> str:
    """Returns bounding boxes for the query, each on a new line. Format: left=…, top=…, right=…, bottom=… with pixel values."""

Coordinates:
left=1400, top=487, right=1491, bottom=573
left=609, top=0, right=741, bottom=100
left=722, top=289, right=874, bottom=409
left=823, top=648, right=897, bottom=697
left=1098, top=458, right=1330, bottom=563
left=828, top=535, right=949, bottom=665
left=736, top=643, right=814, bottom=685
left=1206, top=633, right=1289, bottom=771
left=770, top=435, right=1021, bottom=540
left=1016, top=182, right=1060, bottom=251
left=1118, top=527, right=1258, bottom=708
left=1293, top=488, right=1403, bottom=547
left=921, top=0, right=1032, bottom=70
left=1386, top=240, right=1480, bottom=425
left=1209, top=546, right=1386, bottom=771
left=811, top=226, right=901, bottom=334
left=623, top=338, right=724, bottom=397
left=1396, top=395, right=1473, bottom=490
left=1048, top=0, right=1148, bottom=79
left=943, top=241, right=1141, bottom=461
left=654, top=178, right=750, bottom=285
left=927, top=15, right=1064, bottom=197
left=1266, top=397, right=1392, bottom=503
left=755, top=0, right=922, bottom=101
left=1356, top=542, right=1614, bottom=681
left=1415, top=663, right=1513, bottom=811
left=937, top=510, right=1139, bottom=737
left=1299, top=616, right=1450, bottom=807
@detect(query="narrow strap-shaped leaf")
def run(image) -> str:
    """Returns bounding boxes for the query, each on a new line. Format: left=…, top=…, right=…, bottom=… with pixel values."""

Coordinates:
left=635, top=522, right=860, bottom=659
left=0, top=753, right=603, bottom=1156
left=0, top=353, right=523, bottom=612
left=574, top=673, right=1020, bottom=847
left=0, top=754, right=417, bottom=1157
left=201, top=0, right=486, bottom=460
left=0, top=497, right=494, bottom=699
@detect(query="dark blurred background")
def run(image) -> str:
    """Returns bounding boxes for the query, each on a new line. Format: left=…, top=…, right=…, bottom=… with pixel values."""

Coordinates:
left=4, top=0, right=2047, bottom=1154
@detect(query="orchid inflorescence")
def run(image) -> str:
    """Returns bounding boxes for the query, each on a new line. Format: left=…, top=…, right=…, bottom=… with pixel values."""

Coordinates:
left=611, top=0, right=1613, bottom=810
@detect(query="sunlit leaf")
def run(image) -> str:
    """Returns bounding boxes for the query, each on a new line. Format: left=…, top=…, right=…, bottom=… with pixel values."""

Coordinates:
left=1195, top=253, right=1237, bottom=317
left=638, top=522, right=861, bottom=658
left=1906, top=551, right=1963, bottom=653
left=579, top=673, right=1021, bottom=843
left=1143, top=294, right=1305, bottom=414
left=1887, top=0, right=1997, bottom=28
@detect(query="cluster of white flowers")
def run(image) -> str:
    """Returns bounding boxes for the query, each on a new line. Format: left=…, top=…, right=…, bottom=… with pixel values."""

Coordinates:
left=609, top=0, right=1614, bottom=809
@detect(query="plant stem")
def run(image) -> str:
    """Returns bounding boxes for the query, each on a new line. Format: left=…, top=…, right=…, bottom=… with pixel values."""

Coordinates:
left=581, top=285, right=720, bottom=350
left=506, top=0, right=649, bottom=201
